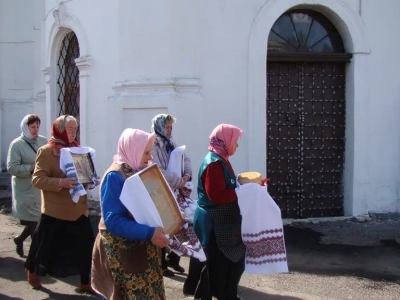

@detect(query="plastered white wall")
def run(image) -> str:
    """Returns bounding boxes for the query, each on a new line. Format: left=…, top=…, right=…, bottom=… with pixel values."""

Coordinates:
left=0, top=0, right=45, bottom=170
left=2, top=0, right=400, bottom=216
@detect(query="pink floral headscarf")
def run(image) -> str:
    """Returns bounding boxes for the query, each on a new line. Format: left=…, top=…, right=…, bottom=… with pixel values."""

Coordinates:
left=208, top=124, right=243, bottom=159
left=113, top=128, right=153, bottom=171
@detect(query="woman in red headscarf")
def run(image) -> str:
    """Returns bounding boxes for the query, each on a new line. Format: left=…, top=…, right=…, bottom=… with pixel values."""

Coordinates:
left=24, top=115, right=97, bottom=293
left=189, top=124, right=245, bottom=300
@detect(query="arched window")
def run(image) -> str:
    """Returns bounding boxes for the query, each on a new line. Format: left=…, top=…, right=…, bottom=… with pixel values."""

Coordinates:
left=268, top=10, right=345, bottom=56
left=57, top=32, right=80, bottom=118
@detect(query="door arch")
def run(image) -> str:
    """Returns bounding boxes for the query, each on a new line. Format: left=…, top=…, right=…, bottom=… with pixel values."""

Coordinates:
left=266, top=10, right=351, bottom=218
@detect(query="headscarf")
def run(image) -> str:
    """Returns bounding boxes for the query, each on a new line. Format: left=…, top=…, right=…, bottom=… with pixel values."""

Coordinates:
left=48, top=115, right=79, bottom=149
left=208, top=124, right=243, bottom=159
left=151, top=114, right=175, bottom=154
left=20, top=115, right=36, bottom=140
left=113, top=128, right=154, bottom=172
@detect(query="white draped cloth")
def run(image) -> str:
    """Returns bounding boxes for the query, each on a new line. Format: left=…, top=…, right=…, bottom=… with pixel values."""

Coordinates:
left=167, top=146, right=197, bottom=222
left=236, top=183, right=288, bottom=274
left=120, top=173, right=165, bottom=232
left=59, top=147, right=99, bottom=203
left=166, top=146, right=205, bottom=261
left=119, top=161, right=206, bottom=262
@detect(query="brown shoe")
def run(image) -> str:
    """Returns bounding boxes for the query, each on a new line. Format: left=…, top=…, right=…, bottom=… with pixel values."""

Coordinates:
left=79, top=283, right=96, bottom=294
left=25, top=269, right=42, bottom=289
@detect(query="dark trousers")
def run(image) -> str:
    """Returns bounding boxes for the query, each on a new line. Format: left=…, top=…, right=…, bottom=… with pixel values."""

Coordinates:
left=183, top=257, right=210, bottom=299
left=184, top=231, right=245, bottom=300
left=161, top=247, right=181, bottom=269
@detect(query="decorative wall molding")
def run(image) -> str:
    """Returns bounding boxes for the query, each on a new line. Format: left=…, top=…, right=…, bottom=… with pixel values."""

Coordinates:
left=0, top=99, right=32, bottom=104
left=47, top=13, right=89, bottom=67
left=31, top=91, right=46, bottom=103
left=111, top=78, right=202, bottom=99
left=75, top=56, right=92, bottom=77
left=112, top=78, right=201, bottom=91
left=41, top=67, right=51, bottom=83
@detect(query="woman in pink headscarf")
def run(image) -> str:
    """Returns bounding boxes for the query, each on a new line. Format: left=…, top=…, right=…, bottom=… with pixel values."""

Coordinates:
left=189, top=124, right=245, bottom=300
left=91, top=128, right=169, bottom=300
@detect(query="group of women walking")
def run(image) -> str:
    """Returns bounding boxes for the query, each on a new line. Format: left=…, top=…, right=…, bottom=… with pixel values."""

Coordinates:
left=7, top=113, right=246, bottom=300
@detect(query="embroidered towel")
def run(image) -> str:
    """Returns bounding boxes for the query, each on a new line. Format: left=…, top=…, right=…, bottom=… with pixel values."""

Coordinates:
left=166, top=146, right=206, bottom=262
left=236, top=183, right=288, bottom=274
left=60, top=147, right=99, bottom=203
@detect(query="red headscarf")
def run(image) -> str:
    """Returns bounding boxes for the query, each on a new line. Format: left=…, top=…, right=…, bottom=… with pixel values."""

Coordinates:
left=208, top=124, right=243, bottom=159
left=48, top=115, right=79, bottom=149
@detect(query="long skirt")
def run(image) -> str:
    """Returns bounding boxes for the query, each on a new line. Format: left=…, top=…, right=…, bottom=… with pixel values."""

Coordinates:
left=92, top=230, right=165, bottom=300
left=25, top=214, right=94, bottom=284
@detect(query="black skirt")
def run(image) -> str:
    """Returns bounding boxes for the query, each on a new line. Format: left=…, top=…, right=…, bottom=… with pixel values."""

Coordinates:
left=25, top=214, right=94, bottom=279
left=20, top=220, right=37, bottom=226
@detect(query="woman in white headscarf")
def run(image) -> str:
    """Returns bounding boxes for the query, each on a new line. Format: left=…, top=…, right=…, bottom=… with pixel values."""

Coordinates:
left=7, top=114, right=47, bottom=257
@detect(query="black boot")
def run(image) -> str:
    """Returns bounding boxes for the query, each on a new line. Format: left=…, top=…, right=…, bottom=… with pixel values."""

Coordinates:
left=13, top=237, right=24, bottom=257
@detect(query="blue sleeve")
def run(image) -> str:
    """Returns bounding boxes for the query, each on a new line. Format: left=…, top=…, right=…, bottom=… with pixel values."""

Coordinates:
left=101, top=171, right=155, bottom=240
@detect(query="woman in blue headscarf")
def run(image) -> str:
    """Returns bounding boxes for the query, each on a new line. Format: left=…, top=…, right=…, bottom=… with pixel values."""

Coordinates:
left=151, top=114, right=192, bottom=276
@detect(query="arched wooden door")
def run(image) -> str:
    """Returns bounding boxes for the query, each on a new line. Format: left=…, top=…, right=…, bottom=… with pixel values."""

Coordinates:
left=266, top=10, right=352, bottom=218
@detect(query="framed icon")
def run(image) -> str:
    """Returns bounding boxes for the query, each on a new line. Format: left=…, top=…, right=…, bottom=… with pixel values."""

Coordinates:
left=138, top=164, right=184, bottom=236
left=70, top=152, right=96, bottom=184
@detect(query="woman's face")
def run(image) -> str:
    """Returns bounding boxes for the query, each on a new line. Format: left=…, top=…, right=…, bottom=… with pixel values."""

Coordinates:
left=65, top=120, right=78, bottom=143
left=231, top=141, right=239, bottom=156
left=165, top=120, right=173, bottom=139
left=139, top=137, right=155, bottom=169
left=28, top=121, right=40, bottom=137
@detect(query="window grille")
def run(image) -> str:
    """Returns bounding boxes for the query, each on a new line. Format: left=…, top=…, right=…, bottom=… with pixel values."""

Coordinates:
left=56, top=31, right=80, bottom=140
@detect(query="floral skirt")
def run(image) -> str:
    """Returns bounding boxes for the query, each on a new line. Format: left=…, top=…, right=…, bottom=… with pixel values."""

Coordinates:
left=101, top=231, right=165, bottom=300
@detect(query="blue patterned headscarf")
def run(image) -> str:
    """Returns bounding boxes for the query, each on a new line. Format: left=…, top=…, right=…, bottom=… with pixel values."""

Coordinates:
left=151, top=114, right=175, bottom=154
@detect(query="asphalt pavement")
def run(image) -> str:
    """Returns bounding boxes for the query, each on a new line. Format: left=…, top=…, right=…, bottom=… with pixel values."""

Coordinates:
left=1, top=173, right=400, bottom=299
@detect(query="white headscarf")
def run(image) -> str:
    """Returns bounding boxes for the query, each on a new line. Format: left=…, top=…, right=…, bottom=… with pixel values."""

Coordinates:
left=20, top=115, right=35, bottom=139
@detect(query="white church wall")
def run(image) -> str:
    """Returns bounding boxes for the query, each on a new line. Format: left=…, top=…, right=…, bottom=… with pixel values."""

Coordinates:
left=2, top=0, right=399, bottom=215
left=360, top=0, right=400, bottom=213
left=0, top=0, right=38, bottom=169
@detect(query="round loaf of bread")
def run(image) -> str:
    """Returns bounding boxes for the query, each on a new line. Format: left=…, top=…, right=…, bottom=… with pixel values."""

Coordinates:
left=237, top=172, right=262, bottom=185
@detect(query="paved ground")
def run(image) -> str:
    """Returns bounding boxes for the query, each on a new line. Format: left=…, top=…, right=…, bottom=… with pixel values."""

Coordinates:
left=1, top=173, right=400, bottom=299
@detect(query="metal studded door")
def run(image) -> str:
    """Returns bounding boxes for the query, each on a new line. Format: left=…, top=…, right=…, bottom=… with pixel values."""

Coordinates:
left=266, top=61, right=345, bottom=218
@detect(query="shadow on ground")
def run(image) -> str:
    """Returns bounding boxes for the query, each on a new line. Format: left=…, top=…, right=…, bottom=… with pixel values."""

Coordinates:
left=238, top=286, right=303, bottom=300
left=0, top=294, right=23, bottom=300
left=38, top=286, right=101, bottom=299
left=284, top=225, right=400, bottom=283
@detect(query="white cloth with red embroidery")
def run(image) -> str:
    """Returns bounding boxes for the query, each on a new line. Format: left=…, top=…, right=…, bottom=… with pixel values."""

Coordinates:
left=167, top=146, right=206, bottom=262
left=236, top=183, right=288, bottom=274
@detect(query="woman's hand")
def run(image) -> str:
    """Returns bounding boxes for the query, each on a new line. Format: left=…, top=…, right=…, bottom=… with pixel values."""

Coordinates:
left=151, top=227, right=169, bottom=248
left=179, top=175, right=191, bottom=188
left=59, top=177, right=78, bottom=189
left=183, top=175, right=190, bottom=183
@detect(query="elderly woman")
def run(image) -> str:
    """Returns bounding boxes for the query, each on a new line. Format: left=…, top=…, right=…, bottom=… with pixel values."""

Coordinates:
left=151, top=114, right=191, bottom=276
left=193, top=124, right=246, bottom=300
left=24, top=115, right=96, bottom=293
left=7, top=114, right=47, bottom=257
left=91, top=128, right=169, bottom=300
